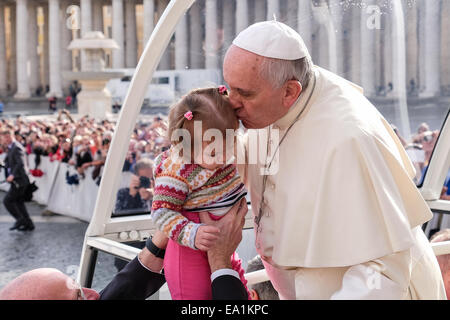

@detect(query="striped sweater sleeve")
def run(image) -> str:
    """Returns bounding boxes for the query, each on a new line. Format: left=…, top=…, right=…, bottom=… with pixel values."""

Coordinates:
left=151, top=172, right=201, bottom=250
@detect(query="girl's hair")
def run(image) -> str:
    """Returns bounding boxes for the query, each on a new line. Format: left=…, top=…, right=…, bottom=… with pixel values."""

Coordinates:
left=167, top=87, right=238, bottom=145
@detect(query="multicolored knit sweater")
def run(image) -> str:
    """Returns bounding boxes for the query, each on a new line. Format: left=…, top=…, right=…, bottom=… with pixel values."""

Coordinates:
left=151, top=148, right=247, bottom=250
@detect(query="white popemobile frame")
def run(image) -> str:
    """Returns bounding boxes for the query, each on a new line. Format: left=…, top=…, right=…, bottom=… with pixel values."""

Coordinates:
left=77, top=0, right=260, bottom=289
left=77, top=0, right=450, bottom=293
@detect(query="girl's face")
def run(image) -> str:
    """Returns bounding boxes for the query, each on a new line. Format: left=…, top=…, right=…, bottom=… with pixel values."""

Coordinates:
left=194, top=138, right=235, bottom=170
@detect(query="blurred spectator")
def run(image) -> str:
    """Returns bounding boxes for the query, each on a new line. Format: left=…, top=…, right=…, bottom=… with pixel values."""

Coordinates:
left=246, top=255, right=279, bottom=300
left=412, top=123, right=439, bottom=165
left=48, top=96, right=57, bottom=113
left=65, top=95, right=72, bottom=109
left=430, top=229, right=450, bottom=299
left=390, top=124, right=407, bottom=147
left=441, top=170, right=450, bottom=201
left=114, top=158, right=154, bottom=214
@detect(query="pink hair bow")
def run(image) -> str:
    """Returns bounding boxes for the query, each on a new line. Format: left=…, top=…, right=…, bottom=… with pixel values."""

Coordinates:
left=184, top=111, right=193, bottom=120
left=218, top=85, right=228, bottom=95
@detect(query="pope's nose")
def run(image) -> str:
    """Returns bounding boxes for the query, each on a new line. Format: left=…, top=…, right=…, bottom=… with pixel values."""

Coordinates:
left=227, top=91, right=242, bottom=110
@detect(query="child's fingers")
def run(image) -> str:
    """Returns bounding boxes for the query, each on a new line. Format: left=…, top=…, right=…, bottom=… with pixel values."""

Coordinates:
left=201, top=225, right=220, bottom=235
left=197, top=239, right=216, bottom=250
left=196, top=242, right=212, bottom=252
left=200, top=232, right=219, bottom=241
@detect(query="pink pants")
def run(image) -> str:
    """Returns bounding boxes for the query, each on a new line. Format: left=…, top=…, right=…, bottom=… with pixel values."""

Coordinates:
left=164, top=211, right=250, bottom=300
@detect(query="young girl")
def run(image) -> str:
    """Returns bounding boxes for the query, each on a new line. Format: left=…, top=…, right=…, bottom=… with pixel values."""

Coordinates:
left=151, top=87, right=250, bottom=300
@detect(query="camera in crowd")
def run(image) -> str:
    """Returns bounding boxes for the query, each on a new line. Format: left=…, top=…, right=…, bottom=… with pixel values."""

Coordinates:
left=138, top=176, right=151, bottom=189
left=423, top=131, right=434, bottom=142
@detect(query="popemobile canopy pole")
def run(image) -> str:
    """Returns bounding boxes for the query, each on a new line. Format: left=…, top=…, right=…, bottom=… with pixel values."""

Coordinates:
left=81, top=0, right=196, bottom=240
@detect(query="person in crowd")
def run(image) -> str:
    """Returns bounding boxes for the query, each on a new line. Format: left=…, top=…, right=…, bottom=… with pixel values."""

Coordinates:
left=0, top=130, right=34, bottom=231
left=412, top=122, right=440, bottom=165
left=65, top=95, right=72, bottom=109
left=441, top=170, right=450, bottom=201
left=48, top=96, right=57, bottom=113
left=246, top=255, right=279, bottom=300
left=0, top=268, right=99, bottom=300
left=430, top=229, right=450, bottom=299
left=114, top=158, right=154, bottom=213
left=150, top=87, right=249, bottom=300
left=73, top=136, right=93, bottom=178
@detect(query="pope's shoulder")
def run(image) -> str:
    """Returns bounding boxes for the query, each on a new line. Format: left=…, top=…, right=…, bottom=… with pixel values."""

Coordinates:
left=309, top=68, right=385, bottom=140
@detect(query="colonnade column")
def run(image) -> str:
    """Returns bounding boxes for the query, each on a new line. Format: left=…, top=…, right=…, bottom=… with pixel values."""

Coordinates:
left=92, top=0, right=103, bottom=32
left=421, top=0, right=441, bottom=97
left=360, top=0, right=377, bottom=97
left=80, top=0, right=92, bottom=70
left=297, top=0, right=312, bottom=53
left=47, top=0, right=63, bottom=97
left=14, top=0, right=30, bottom=99
left=222, top=0, right=234, bottom=62
left=28, top=1, right=40, bottom=95
left=9, top=5, right=17, bottom=93
left=0, top=3, right=7, bottom=95
left=329, top=0, right=344, bottom=76
left=125, top=0, right=137, bottom=67
left=287, top=0, right=297, bottom=31
left=189, top=1, right=203, bottom=69
left=205, top=0, right=218, bottom=69
left=349, top=4, right=361, bottom=85
left=61, top=0, right=74, bottom=93
left=254, top=0, right=265, bottom=23
left=267, top=0, right=280, bottom=20
left=112, top=0, right=124, bottom=68
left=157, top=0, right=170, bottom=70
left=175, top=12, right=188, bottom=69
left=236, top=0, right=248, bottom=34
left=143, top=0, right=155, bottom=45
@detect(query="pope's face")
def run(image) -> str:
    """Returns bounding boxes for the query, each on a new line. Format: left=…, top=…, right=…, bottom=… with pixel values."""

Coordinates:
left=223, top=46, right=288, bottom=129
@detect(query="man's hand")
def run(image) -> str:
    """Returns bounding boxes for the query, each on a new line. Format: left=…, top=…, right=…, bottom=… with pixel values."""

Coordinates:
left=441, top=187, right=450, bottom=200
left=6, top=175, right=14, bottom=183
left=139, top=187, right=153, bottom=201
left=194, top=225, right=220, bottom=251
left=138, top=230, right=168, bottom=273
left=81, top=162, right=91, bottom=169
left=199, top=198, right=248, bottom=272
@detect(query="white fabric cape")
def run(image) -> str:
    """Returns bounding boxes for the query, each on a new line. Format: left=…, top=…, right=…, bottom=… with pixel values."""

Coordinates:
left=239, top=66, right=433, bottom=268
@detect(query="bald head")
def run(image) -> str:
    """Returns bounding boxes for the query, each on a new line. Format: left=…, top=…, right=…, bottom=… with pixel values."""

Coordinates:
left=0, top=268, right=99, bottom=300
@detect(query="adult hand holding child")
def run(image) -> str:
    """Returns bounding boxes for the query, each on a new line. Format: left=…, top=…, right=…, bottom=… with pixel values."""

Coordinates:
left=199, top=198, right=248, bottom=271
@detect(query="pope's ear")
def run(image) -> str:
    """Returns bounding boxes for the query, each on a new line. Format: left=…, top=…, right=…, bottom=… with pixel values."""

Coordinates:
left=282, top=80, right=302, bottom=109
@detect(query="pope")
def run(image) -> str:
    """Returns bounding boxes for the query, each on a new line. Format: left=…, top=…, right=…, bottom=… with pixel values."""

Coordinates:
left=226, top=20, right=446, bottom=299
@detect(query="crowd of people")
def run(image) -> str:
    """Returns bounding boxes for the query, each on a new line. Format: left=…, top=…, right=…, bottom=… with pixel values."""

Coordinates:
left=0, top=109, right=171, bottom=214
left=392, top=121, right=450, bottom=201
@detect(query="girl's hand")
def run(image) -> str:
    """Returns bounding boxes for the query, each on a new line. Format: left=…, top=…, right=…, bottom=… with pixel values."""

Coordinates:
left=194, top=225, right=220, bottom=251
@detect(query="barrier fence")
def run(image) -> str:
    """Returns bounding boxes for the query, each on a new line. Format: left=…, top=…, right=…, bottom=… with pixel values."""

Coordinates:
left=0, top=154, right=109, bottom=223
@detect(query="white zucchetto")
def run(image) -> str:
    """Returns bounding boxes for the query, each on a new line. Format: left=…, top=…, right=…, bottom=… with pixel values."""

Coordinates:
left=232, top=20, right=310, bottom=60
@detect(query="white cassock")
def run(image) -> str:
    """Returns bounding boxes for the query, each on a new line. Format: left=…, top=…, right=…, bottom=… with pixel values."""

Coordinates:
left=237, top=66, right=446, bottom=300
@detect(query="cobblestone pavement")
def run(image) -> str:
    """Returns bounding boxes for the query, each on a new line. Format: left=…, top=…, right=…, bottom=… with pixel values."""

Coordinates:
left=0, top=191, right=118, bottom=294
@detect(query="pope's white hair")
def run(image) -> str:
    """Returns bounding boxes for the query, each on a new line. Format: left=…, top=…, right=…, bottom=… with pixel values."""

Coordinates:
left=259, top=55, right=313, bottom=91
